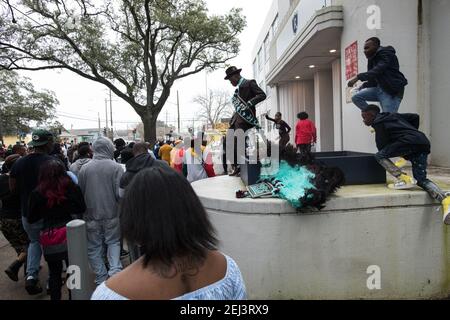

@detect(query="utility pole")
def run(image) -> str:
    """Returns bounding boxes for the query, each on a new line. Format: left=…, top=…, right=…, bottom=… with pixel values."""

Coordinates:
left=165, top=110, right=169, bottom=137
left=109, top=89, right=113, bottom=138
left=98, top=112, right=101, bottom=135
left=105, top=99, right=109, bottom=137
left=177, top=91, right=180, bottom=133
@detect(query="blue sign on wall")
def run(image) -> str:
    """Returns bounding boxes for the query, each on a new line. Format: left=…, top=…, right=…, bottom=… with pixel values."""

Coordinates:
left=292, top=12, right=299, bottom=34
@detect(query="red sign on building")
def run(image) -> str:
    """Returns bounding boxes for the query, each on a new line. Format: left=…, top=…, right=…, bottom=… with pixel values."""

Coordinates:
left=345, top=41, right=358, bottom=80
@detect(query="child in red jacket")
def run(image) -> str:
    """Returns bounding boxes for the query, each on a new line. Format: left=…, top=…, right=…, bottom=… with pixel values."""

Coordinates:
left=295, top=112, right=317, bottom=154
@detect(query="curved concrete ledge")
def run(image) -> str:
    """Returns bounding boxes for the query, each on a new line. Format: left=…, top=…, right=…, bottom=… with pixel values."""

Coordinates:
left=193, top=176, right=446, bottom=214
left=192, top=176, right=450, bottom=299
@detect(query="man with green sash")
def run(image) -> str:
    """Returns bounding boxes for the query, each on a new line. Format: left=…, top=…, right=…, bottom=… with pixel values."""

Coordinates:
left=225, top=66, right=267, bottom=176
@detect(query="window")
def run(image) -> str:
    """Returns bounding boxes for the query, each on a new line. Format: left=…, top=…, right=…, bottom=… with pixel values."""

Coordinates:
left=253, top=59, right=257, bottom=78
left=266, top=83, right=271, bottom=97
left=271, top=14, right=279, bottom=36
left=264, top=33, right=270, bottom=63
left=258, top=48, right=263, bottom=71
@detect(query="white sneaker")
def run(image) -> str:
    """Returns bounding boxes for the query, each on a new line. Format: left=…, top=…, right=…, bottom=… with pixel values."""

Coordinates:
left=388, top=175, right=417, bottom=190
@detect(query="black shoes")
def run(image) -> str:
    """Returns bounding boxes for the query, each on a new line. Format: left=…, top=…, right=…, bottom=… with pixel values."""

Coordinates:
left=4, top=260, right=24, bottom=282
left=25, top=276, right=43, bottom=295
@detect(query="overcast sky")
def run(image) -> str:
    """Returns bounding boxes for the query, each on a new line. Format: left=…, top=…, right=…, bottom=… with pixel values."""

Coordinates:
left=18, top=0, right=273, bottom=133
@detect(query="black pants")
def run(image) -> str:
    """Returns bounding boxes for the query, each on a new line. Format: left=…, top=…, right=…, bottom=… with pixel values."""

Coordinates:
left=227, top=127, right=252, bottom=168
left=279, top=134, right=290, bottom=153
left=297, top=144, right=311, bottom=155
left=375, top=143, right=429, bottom=184
left=46, top=257, right=68, bottom=300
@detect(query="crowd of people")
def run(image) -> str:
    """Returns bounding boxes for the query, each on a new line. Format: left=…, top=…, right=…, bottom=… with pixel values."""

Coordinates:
left=0, top=129, right=246, bottom=300
left=1, top=35, right=449, bottom=302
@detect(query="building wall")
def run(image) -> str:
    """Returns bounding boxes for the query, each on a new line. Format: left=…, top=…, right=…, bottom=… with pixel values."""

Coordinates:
left=253, top=0, right=450, bottom=166
left=332, top=59, right=343, bottom=151
left=314, top=70, right=334, bottom=151
left=276, top=0, right=327, bottom=60
left=1, top=135, right=31, bottom=147
left=430, top=0, right=450, bottom=167
left=278, top=80, right=315, bottom=143
left=340, top=0, right=420, bottom=154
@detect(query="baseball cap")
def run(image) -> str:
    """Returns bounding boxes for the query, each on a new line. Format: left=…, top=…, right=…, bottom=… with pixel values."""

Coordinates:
left=28, top=129, right=54, bottom=147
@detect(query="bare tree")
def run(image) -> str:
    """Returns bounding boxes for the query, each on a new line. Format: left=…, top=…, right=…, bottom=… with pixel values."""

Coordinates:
left=0, top=0, right=246, bottom=145
left=194, top=89, right=233, bottom=129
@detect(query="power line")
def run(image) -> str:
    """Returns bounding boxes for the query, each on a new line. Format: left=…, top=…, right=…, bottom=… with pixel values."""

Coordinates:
left=1, top=0, right=50, bottom=27
left=57, top=111, right=200, bottom=123
left=57, top=113, right=140, bottom=124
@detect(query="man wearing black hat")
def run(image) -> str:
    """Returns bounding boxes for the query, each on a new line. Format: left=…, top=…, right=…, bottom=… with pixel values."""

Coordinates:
left=225, top=66, right=267, bottom=176
left=9, top=129, right=54, bottom=295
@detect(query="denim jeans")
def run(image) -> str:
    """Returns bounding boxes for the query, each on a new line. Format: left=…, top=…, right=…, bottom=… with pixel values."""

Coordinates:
left=86, top=218, right=122, bottom=285
left=352, top=86, right=402, bottom=112
left=21, top=217, right=43, bottom=279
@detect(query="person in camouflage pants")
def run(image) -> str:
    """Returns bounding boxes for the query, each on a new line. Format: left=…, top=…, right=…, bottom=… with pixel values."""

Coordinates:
left=0, top=218, right=29, bottom=255
left=1, top=154, right=29, bottom=281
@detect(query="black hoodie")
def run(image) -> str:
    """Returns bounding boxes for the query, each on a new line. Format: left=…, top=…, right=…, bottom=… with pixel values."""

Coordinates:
left=358, top=46, right=408, bottom=96
left=372, top=113, right=430, bottom=154
left=119, top=153, right=170, bottom=191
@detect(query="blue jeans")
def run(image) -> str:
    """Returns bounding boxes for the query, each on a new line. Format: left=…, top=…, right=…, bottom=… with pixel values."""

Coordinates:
left=21, top=217, right=43, bottom=279
left=352, top=86, right=402, bottom=112
left=86, top=218, right=122, bottom=285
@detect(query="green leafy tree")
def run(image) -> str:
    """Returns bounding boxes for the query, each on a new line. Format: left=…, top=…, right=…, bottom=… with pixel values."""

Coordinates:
left=0, top=0, right=246, bottom=144
left=0, top=70, right=59, bottom=141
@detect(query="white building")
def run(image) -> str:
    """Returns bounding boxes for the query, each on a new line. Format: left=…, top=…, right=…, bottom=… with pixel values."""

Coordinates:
left=252, top=0, right=450, bottom=167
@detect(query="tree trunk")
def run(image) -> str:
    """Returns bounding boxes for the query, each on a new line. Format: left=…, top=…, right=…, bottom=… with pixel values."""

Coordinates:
left=142, top=112, right=158, bottom=147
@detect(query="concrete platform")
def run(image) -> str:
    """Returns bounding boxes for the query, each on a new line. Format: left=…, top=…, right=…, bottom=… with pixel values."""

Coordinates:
left=192, top=168, right=450, bottom=300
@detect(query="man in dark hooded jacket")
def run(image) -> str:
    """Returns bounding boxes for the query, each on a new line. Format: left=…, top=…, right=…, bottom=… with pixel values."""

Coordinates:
left=362, top=105, right=449, bottom=225
left=119, top=142, right=169, bottom=196
left=348, top=37, right=408, bottom=113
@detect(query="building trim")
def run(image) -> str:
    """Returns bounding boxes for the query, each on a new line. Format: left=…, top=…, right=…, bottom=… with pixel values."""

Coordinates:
left=267, top=6, right=343, bottom=85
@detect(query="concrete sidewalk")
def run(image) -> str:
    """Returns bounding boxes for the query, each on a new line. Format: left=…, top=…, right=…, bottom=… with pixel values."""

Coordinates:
left=0, top=233, right=52, bottom=300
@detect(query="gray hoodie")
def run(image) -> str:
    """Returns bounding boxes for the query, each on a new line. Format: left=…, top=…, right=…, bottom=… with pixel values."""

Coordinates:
left=69, top=158, right=92, bottom=177
left=78, top=137, right=123, bottom=221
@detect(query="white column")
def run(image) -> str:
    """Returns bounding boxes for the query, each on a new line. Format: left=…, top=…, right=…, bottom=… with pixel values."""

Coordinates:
left=332, top=59, right=343, bottom=151
left=314, top=70, right=334, bottom=152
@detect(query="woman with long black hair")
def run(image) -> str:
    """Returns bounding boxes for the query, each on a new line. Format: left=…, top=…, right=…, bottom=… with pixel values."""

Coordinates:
left=92, top=167, right=246, bottom=300
left=28, top=159, right=86, bottom=300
